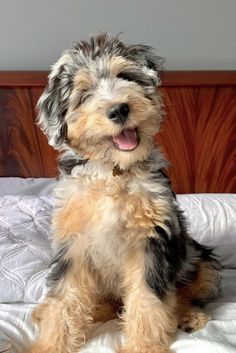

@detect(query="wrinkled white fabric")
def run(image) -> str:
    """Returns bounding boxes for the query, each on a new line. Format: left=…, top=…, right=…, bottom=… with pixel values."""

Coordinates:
left=0, top=191, right=236, bottom=303
left=178, top=194, right=236, bottom=268
left=0, top=178, right=235, bottom=352
left=0, top=177, right=56, bottom=196
left=0, top=196, right=53, bottom=303
left=0, top=270, right=235, bottom=353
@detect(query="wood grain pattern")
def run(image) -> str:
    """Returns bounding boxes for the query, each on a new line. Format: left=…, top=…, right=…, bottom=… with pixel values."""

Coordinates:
left=0, top=71, right=48, bottom=87
left=160, top=71, right=236, bottom=87
left=0, top=71, right=235, bottom=193
left=158, top=86, right=236, bottom=193
left=0, top=87, right=57, bottom=177
left=1, top=71, right=236, bottom=87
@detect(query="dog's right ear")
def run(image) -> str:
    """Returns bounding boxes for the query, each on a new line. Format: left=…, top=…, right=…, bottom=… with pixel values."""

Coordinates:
left=37, top=52, right=75, bottom=148
left=127, top=44, right=164, bottom=85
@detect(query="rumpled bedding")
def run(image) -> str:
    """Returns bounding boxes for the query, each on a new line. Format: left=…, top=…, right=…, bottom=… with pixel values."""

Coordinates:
left=0, top=270, right=236, bottom=353
left=0, top=178, right=235, bottom=352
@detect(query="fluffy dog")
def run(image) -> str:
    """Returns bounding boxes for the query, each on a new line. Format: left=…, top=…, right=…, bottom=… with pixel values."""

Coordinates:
left=26, top=33, right=221, bottom=353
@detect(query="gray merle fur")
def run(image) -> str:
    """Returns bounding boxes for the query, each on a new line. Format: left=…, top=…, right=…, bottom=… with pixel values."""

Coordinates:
left=47, top=242, right=72, bottom=287
left=145, top=168, right=220, bottom=300
left=37, top=33, right=163, bottom=150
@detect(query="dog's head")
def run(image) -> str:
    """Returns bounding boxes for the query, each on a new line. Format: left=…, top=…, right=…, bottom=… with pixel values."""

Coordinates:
left=38, top=33, right=164, bottom=170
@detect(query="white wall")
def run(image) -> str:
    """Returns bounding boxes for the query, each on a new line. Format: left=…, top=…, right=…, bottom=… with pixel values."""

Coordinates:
left=0, top=0, right=235, bottom=70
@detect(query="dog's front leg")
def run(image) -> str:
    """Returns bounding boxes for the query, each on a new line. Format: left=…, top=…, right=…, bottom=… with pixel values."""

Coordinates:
left=25, top=267, right=95, bottom=353
left=118, top=250, right=177, bottom=353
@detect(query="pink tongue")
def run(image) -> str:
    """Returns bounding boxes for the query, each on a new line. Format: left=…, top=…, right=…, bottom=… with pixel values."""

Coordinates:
left=113, top=128, right=138, bottom=151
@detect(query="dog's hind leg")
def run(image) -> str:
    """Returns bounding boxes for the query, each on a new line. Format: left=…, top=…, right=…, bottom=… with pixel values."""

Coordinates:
left=177, top=259, right=221, bottom=333
left=191, top=260, right=221, bottom=305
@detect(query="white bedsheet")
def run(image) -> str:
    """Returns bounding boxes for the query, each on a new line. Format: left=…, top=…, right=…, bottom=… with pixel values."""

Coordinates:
left=0, top=193, right=235, bottom=304
left=0, top=196, right=53, bottom=303
left=0, top=178, right=235, bottom=352
left=0, top=269, right=235, bottom=353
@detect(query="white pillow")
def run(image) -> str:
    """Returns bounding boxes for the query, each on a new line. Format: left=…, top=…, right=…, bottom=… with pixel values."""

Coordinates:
left=177, top=194, right=236, bottom=268
left=0, top=177, right=57, bottom=196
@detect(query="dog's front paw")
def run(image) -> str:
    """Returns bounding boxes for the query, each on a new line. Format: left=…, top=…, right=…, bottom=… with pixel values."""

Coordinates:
left=178, top=308, right=210, bottom=333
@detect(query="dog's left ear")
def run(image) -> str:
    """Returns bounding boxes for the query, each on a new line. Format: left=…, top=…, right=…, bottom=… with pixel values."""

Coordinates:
left=37, top=52, right=75, bottom=148
left=127, top=44, right=164, bottom=85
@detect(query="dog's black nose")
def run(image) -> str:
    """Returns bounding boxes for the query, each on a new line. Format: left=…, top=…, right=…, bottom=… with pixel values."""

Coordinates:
left=107, top=103, right=129, bottom=124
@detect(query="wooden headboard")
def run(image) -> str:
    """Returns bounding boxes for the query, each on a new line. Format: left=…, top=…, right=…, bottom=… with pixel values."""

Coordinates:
left=0, top=71, right=235, bottom=194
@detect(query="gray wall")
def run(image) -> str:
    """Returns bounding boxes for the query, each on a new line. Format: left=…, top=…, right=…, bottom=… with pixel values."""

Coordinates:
left=0, top=0, right=235, bottom=70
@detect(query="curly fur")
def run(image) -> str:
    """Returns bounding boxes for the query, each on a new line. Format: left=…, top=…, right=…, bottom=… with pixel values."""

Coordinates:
left=26, top=33, right=221, bottom=353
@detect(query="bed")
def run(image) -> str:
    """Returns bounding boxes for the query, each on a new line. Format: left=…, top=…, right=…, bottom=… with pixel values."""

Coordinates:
left=0, top=71, right=235, bottom=353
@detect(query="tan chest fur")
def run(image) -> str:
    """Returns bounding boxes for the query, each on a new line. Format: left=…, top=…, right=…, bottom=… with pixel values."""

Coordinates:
left=52, top=168, right=171, bottom=288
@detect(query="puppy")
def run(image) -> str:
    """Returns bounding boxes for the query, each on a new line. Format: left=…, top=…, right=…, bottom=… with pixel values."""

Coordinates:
left=26, top=33, right=221, bottom=353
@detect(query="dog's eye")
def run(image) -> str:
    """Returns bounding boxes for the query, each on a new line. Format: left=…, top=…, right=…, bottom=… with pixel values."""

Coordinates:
left=74, top=91, right=92, bottom=109
left=117, top=72, right=134, bottom=82
left=80, top=91, right=92, bottom=104
left=117, top=72, right=148, bottom=86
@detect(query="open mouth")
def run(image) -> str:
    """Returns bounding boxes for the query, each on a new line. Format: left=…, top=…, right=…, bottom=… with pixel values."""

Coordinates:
left=112, top=127, right=140, bottom=151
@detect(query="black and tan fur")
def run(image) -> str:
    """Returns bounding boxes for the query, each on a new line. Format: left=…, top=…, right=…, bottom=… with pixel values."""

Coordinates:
left=25, top=33, right=221, bottom=353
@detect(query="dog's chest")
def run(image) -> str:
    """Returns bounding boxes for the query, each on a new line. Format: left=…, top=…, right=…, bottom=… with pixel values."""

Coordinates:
left=86, top=175, right=157, bottom=236
left=54, top=173, right=166, bottom=271
left=80, top=176, right=153, bottom=291
left=82, top=176, right=152, bottom=258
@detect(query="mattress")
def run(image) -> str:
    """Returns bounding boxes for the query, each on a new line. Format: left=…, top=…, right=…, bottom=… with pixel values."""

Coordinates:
left=0, top=177, right=236, bottom=353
